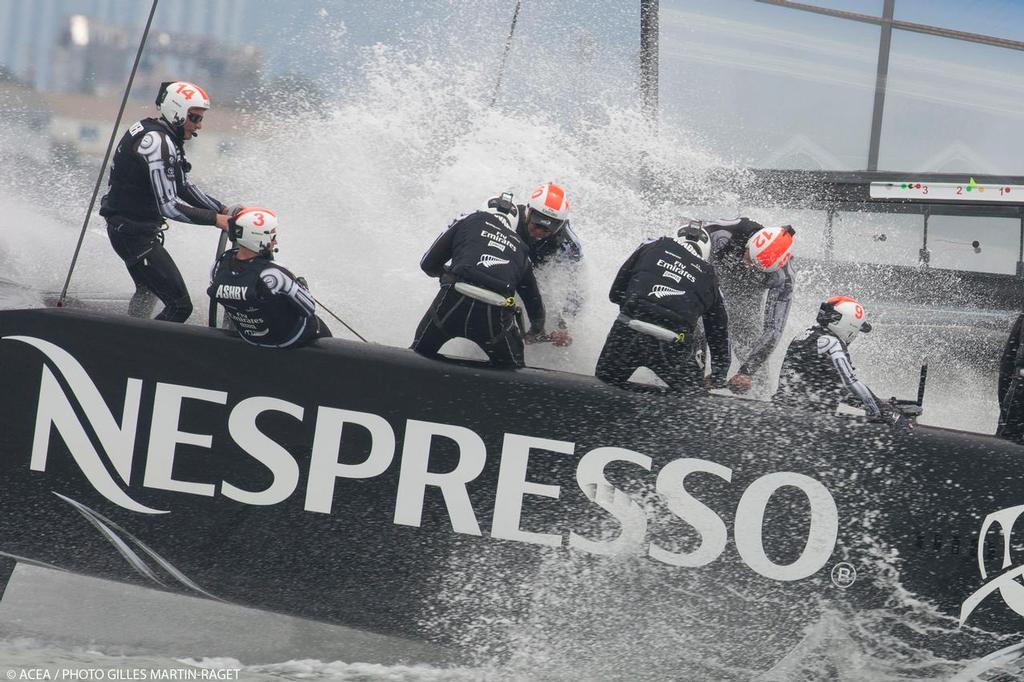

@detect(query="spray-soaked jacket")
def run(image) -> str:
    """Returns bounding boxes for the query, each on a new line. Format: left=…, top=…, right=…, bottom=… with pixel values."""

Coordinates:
left=772, top=325, right=882, bottom=418
left=609, top=237, right=731, bottom=383
left=420, top=210, right=546, bottom=334
left=516, top=205, right=583, bottom=328
left=208, top=250, right=317, bottom=349
left=100, top=117, right=223, bottom=231
left=705, top=217, right=794, bottom=376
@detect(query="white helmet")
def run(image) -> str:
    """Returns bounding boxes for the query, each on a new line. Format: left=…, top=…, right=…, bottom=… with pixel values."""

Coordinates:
left=157, top=81, right=210, bottom=128
left=526, top=182, right=570, bottom=235
left=746, top=225, right=795, bottom=272
left=672, top=221, right=711, bottom=261
left=817, top=296, right=872, bottom=345
left=230, top=208, right=278, bottom=254
left=483, top=192, right=519, bottom=229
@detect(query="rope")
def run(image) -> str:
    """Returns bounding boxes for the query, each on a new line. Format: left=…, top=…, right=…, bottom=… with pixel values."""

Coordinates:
left=57, top=0, right=160, bottom=308
left=489, top=0, right=523, bottom=107
left=313, top=296, right=369, bottom=343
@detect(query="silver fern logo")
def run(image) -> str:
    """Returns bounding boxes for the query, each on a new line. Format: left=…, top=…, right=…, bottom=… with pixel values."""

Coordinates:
left=55, top=492, right=222, bottom=600
left=961, top=504, right=1024, bottom=625
left=478, top=254, right=510, bottom=268
left=650, top=285, right=686, bottom=299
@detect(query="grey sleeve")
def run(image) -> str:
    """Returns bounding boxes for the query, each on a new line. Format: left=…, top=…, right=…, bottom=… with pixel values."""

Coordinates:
left=822, top=337, right=882, bottom=418
left=739, top=262, right=794, bottom=375
left=261, top=267, right=316, bottom=317
left=181, top=176, right=225, bottom=213
left=136, top=130, right=218, bottom=225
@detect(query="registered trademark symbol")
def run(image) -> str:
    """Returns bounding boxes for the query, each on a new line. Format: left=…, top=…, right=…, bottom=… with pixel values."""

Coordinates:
left=831, top=562, right=857, bottom=588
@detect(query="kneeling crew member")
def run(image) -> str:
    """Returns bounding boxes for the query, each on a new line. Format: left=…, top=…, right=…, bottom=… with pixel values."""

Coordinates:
left=412, top=193, right=545, bottom=368
left=595, top=224, right=731, bottom=391
left=772, top=296, right=893, bottom=423
left=209, top=208, right=331, bottom=349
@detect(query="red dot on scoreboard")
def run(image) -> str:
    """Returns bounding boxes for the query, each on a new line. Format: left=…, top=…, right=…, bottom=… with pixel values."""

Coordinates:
left=915, top=183, right=921, bottom=189
left=1006, top=187, right=1012, bottom=193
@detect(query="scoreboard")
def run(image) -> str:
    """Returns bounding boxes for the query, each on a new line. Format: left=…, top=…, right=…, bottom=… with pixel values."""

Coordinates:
left=869, top=178, right=1024, bottom=203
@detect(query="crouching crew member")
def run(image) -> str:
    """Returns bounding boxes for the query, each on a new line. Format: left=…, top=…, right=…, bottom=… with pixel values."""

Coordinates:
left=595, top=224, right=731, bottom=391
left=515, top=182, right=581, bottom=347
left=772, top=296, right=898, bottom=425
left=209, top=208, right=331, bottom=349
left=702, top=217, right=796, bottom=394
left=412, top=193, right=545, bottom=368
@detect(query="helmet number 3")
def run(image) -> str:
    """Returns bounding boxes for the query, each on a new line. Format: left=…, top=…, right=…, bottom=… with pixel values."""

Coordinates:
left=854, top=304, right=864, bottom=319
left=252, top=213, right=265, bottom=227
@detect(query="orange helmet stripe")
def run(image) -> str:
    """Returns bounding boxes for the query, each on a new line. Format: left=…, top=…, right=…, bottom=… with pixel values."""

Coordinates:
left=755, top=230, right=793, bottom=269
left=543, top=183, right=565, bottom=212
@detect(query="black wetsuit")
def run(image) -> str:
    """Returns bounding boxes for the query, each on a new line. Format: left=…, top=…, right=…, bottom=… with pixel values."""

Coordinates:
left=100, top=117, right=224, bottom=323
left=772, top=326, right=883, bottom=418
left=515, top=206, right=583, bottom=328
left=997, top=313, right=1024, bottom=442
left=595, top=237, right=730, bottom=391
left=413, top=210, right=545, bottom=368
left=208, top=250, right=331, bottom=349
left=705, top=218, right=794, bottom=377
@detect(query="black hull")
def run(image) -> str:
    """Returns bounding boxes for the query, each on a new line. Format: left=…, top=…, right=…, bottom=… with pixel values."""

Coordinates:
left=0, top=308, right=1021, bottom=668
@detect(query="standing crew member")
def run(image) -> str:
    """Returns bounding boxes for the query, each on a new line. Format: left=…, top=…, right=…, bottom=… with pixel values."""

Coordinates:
left=595, top=225, right=730, bottom=391
left=702, top=217, right=796, bottom=394
left=515, top=182, right=581, bottom=347
left=773, top=296, right=894, bottom=423
left=209, top=208, right=331, bottom=349
left=412, top=193, right=545, bottom=368
left=100, top=81, right=239, bottom=322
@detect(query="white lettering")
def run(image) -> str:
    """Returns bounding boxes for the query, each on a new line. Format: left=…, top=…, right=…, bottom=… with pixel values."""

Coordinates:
left=394, top=420, right=485, bottom=534
left=569, top=447, right=652, bottom=556
left=491, top=434, right=572, bottom=547
left=305, top=407, right=396, bottom=513
left=222, top=397, right=304, bottom=505
left=650, top=458, right=732, bottom=567
left=734, top=472, right=839, bottom=581
left=5, top=335, right=162, bottom=514
left=143, top=383, right=227, bottom=497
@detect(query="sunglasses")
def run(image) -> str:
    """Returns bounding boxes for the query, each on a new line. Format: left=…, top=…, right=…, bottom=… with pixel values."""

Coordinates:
left=528, top=214, right=564, bottom=234
left=187, top=112, right=204, bottom=124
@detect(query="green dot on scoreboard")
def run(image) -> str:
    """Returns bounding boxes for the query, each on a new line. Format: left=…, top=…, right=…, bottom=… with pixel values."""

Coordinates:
left=901, top=183, right=907, bottom=189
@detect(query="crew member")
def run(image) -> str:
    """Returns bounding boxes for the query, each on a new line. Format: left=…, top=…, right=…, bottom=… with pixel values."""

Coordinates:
left=100, top=81, right=240, bottom=323
left=515, top=182, right=581, bottom=348
left=773, top=296, right=894, bottom=423
left=412, top=193, right=545, bottom=368
left=997, top=312, right=1024, bottom=443
left=209, top=208, right=331, bottom=349
left=701, top=217, right=796, bottom=394
left=595, top=224, right=730, bottom=391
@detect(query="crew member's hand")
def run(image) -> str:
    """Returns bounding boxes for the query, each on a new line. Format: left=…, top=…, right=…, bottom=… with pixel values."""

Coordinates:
left=224, top=204, right=246, bottom=218
left=548, top=329, right=573, bottom=347
left=727, top=372, right=753, bottom=394
left=215, top=213, right=230, bottom=231
left=523, top=332, right=544, bottom=345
